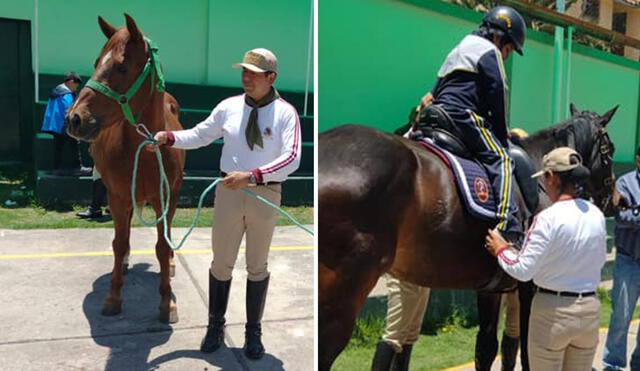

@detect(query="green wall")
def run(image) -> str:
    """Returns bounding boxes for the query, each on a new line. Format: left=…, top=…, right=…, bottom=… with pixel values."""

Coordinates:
left=319, top=0, right=640, bottom=162
left=1, top=0, right=314, bottom=93
left=319, top=0, right=477, bottom=132
left=568, top=51, right=639, bottom=161
left=509, top=32, right=640, bottom=161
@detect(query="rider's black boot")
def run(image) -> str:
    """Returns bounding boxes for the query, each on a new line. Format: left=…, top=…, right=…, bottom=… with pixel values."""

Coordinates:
left=390, top=344, right=413, bottom=371
left=371, top=340, right=396, bottom=371
left=244, top=276, right=270, bottom=359
left=500, top=333, right=519, bottom=371
left=200, top=273, right=232, bottom=353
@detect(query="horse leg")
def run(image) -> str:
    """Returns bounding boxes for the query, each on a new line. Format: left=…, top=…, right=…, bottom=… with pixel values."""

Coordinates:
left=518, top=281, right=535, bottom=371
left=475, top=291, right=502, bottom=371
left=169, top=250, right=176, bottom=278
left=102, top=203, right=132, bottom=316
left=122, top=251, right=130, bottom=275
left=318, top=259, right=389, bottom=371
left=154, top=200, right=178, bottom=324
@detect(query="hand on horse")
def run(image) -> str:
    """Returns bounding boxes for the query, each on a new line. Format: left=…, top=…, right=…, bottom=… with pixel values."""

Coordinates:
left=221, top=171, right=251, bottom=190
left=414, top=92, right=434, bottom=124
left=485, top=228, right=510, bottom=257
left=145, top=131, right=168, bottom=152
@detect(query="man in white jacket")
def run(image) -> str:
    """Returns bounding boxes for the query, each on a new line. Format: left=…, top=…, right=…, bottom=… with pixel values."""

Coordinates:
left=150, top=48, right=301, bottom=359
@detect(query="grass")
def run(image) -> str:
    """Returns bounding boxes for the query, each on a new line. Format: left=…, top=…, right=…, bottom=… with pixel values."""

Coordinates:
left=333, top=290, right=640, bottom=370
left=0, top=164, right=313, bottom=229
left=0, top=204, right=313, bottom=229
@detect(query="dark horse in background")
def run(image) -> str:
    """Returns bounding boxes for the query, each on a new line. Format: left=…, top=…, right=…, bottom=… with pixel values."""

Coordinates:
left=66, top=15, right=185, bottom=323
left=318, top=104, right=618, bottom=370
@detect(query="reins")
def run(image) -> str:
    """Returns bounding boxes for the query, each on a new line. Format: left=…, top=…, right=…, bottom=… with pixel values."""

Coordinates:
left=132, top=128, right=313, bottom=251
left=87, top=37, right=313, bottom=250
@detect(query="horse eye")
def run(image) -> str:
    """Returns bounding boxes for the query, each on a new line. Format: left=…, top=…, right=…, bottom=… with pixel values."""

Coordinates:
left=116, top=64, right=127, bottom=73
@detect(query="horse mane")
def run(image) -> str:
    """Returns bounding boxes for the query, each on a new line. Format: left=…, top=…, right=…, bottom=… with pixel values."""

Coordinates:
left=518, top=113, right=598, bottom=162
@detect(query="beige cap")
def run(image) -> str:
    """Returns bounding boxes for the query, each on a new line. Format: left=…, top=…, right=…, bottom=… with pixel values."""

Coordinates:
left=531, top=147, right=583, bottom=178
left=232, top=48, right=278, bottom=73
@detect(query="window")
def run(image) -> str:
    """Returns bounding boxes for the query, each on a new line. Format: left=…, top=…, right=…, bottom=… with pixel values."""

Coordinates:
left=611, top=12, right=627, bottom=55
left=581, top=0, right=600, bottom=20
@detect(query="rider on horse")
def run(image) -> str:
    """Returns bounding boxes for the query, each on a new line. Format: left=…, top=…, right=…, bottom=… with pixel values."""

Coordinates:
left=414, top=6, right=527, bottom=244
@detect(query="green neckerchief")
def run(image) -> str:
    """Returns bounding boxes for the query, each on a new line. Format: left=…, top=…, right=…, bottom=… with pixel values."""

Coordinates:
left=245, top=87, right=279, bottom=150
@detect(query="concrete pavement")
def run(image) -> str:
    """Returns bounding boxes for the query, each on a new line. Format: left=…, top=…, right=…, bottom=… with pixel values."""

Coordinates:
left=0, top=226, right=314, bottom=370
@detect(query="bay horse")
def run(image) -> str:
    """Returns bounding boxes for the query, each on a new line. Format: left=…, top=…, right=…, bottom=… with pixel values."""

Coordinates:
left=66, top=14, right=185, bottom=323
left=318, top=104, right=618, bottom=370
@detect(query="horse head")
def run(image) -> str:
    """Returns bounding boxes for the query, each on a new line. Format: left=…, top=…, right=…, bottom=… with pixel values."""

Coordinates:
left=66, top=14, right=162, bottom=141
left=564, top=103, right=618, bottom=216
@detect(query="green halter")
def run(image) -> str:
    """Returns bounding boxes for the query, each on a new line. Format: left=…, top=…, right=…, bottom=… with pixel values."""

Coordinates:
left=85, top=37, right=165, bottom=126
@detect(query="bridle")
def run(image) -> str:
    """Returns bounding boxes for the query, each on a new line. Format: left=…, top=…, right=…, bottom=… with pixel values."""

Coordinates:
left=85, top=37, right=165, bottom=127
left=576, top=120, right=615, bottom=210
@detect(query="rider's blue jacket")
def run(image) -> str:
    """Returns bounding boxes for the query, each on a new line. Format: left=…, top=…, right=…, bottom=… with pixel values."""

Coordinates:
left=432, top=32, right=509, bottom=143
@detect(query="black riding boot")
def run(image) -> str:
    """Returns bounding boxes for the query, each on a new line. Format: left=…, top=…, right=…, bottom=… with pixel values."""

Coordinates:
left=501, top=333, right=519, bottom=371
left=200, top=273, right=232, bottom=353
left=370, top=340, right=396, bottom=371
left=390, top=344, right=413, bottom=371
left=244, top=276, right=270, bottom=359
left=77, top=179, right=107, bottom=219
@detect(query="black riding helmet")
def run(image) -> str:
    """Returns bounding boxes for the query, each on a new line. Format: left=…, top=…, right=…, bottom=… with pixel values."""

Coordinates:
left=482, top=6, right=526, bottom=55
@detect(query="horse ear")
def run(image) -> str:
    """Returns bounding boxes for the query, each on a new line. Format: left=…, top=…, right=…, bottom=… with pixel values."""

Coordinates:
left=124, top=13, right=143, bottom=43
left=570, top=103, right=579, bottom=116
left=601, top=105, right=619, bottom=127
left=98, top=16, right=116, bottom=39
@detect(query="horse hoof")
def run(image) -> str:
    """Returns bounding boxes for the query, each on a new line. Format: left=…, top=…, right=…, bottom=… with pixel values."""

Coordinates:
left=102, top=298, right=122, bottom=316
left=170, top=264, right=175, bottom=278
left=159, top=307, right=179, bottom=324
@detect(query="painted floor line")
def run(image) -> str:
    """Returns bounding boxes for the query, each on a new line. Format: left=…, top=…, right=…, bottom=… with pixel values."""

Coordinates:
left=0, top=245, right=313, bottom=260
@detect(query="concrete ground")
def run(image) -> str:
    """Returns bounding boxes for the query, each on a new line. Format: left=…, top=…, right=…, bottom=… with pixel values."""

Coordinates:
left=0, top=225, right=314, bottom=371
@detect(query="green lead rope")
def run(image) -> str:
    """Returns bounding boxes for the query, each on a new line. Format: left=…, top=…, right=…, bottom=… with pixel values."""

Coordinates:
left=131, top=129, right=313, bottom=251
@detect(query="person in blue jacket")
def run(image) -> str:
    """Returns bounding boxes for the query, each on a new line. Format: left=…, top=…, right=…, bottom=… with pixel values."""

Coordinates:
left=41, top=72, right=89, bottom=175
left=602, top=146, right=640, bottom=371
left=414, top=6, right=526, bottom=245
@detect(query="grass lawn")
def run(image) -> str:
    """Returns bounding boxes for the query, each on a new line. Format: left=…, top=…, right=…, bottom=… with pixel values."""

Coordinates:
left=333, top=289, right=640, bottom=370
left=0, top=204, right=313, bottom=229
left=0, top=164, right=313, bottom=229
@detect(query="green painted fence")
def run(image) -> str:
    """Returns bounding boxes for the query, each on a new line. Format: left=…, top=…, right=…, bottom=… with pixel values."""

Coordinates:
left=319, top=0, right=640, bottom=163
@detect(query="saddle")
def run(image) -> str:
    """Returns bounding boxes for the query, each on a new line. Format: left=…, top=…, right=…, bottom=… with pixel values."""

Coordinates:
left=415, top=105, right=540, bottom=215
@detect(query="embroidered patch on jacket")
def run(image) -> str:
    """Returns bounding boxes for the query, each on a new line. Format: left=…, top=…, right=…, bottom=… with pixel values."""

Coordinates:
left=263, top=127, right=272, bottom=139
left=474, top=177, right=490, bottom=203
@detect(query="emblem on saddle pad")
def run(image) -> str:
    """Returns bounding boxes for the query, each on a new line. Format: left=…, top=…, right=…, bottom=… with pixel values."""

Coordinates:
left=473, top=177, right=490, bottom=203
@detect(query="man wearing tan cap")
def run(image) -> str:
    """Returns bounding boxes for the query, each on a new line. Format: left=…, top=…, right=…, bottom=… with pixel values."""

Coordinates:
left=485, top=147, right=606, bottom=370
left=148, top=48, right=301, bottom=360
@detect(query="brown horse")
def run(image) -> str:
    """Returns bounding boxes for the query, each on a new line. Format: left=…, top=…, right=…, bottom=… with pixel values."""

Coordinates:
left=318, top=104, right=618, bottom=370
left=66, top=14, right=185, bottom=323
